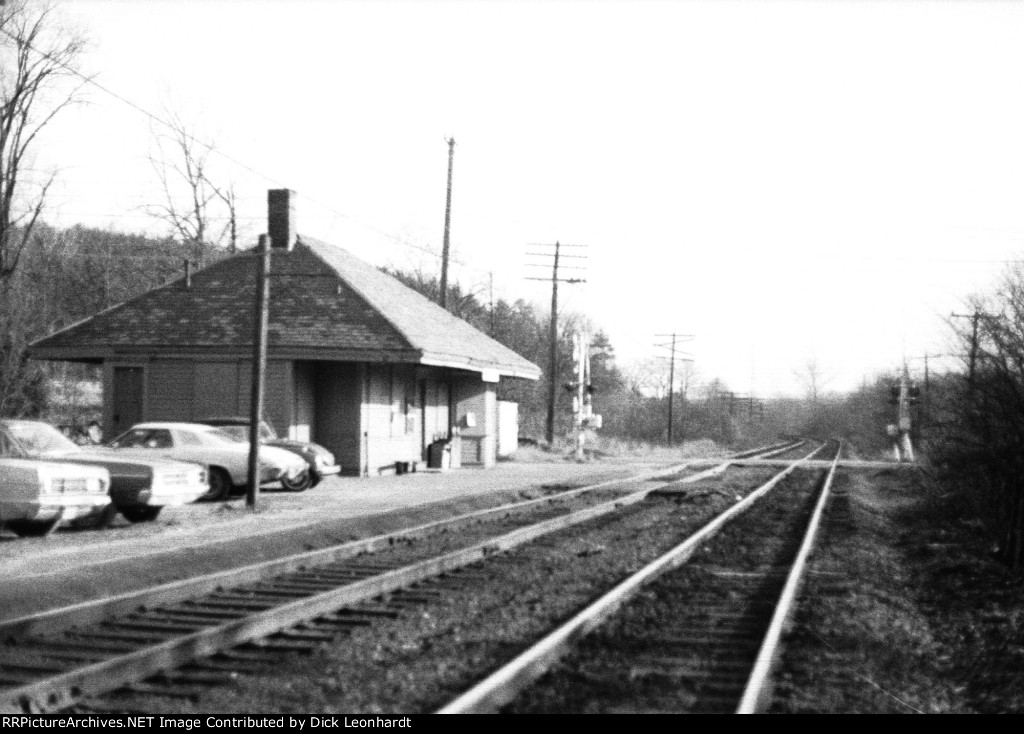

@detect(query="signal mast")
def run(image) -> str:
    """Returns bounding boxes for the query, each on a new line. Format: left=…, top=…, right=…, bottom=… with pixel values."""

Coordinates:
left=888, top=364, right=919, bottom=462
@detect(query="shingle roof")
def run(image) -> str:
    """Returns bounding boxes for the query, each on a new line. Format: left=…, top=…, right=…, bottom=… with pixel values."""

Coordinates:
left=30, top=238, right=541, bottom=380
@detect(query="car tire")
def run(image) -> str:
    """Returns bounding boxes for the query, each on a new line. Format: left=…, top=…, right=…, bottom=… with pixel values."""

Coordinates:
left=6, top=519, right=60, bottom=537
left=281, top=469, right=312, bottom=492
left=121, top=506, right=162, bottom=523
left=203, top=467, right=233, bottom=501
left=310, top=471, right=322, bottom=488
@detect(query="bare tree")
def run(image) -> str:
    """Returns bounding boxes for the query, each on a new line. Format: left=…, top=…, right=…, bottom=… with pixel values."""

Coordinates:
left=623, top=357, right=670, bottom=397
left=148, top=108, right=239, bottom=256
left=0, top=0, right=87, bottom=288
left=930, top=266, right=1024, bottom=569
left=794, top=356, right=833, bottom=402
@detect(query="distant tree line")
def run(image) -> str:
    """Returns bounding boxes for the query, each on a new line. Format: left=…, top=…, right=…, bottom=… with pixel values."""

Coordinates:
left=0, top=222, right=227, bottom=418
left=385, top=267, right=823, bottom=449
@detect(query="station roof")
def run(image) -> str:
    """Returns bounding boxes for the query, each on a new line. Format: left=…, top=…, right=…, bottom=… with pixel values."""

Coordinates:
left=30, top=236, right=541, bottom=381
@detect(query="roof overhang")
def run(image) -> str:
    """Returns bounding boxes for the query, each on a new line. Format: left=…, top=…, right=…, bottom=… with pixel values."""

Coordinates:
left=29, top=344, right=542, bottom=380
left=419, top=353, right=541, bottom=381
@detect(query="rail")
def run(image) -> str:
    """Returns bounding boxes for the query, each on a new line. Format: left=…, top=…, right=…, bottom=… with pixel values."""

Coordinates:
left=435, top=441, right=828, bottom=713
left=735, top=442, right=842, bottom=713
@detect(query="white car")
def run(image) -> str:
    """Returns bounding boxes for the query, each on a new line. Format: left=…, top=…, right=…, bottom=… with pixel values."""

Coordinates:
left=106, top=422, right=311, bottom=501
left=0, top=425, right=112, bottom=536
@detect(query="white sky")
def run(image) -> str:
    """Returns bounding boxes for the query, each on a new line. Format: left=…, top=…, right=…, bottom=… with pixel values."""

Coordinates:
left=28, top=0, right=1024, bottom=395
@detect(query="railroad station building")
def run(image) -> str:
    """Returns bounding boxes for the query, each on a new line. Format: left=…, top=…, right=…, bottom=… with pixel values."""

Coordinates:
left=29, top=190, right=541, bottom=475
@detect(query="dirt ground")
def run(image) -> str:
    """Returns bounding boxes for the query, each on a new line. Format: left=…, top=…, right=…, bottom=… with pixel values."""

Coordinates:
left=774, top=467, right=1024, bottom=713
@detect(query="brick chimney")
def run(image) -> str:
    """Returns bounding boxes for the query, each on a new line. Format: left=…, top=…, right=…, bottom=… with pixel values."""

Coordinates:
left=268, top=189, right=297, bottom=251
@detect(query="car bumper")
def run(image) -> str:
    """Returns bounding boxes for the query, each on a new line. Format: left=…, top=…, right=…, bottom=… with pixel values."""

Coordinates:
left=1, top=497, right=112, bottom=523
left=316, top=463, right=341, bottom=477
left=136, top=484, right=210, bottom=507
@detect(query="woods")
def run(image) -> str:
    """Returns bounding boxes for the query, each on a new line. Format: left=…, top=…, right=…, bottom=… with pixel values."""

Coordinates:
left=926, top=268, right=1024, bottom=570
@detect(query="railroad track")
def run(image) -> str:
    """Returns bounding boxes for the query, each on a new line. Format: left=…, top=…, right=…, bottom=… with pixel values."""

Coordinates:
left=438, top=440, right=842, bottom=714
left=0, top=440, right=807, bottom=714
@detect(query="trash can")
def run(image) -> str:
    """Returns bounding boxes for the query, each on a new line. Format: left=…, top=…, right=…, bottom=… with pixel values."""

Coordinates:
left=427, top=440, right=452, bottom=469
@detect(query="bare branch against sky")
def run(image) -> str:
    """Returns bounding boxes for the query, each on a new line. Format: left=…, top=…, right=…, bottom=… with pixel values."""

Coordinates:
left=0, top=0, right=86, bottom=286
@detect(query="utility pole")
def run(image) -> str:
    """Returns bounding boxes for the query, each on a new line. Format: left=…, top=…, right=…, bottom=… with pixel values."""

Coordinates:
left=440, top=137, right=455, bottom=310
left=246, top=234, right=271, bottom=509
left=923, top=353, right=931, bottom=437
left=906, top=352, right=951, bottom=438
left=548, top=243, right=559, bottom=447
left=952, top=311, right=981, bottom=386
left=655, top=333, right=694, bottom=445
left=526, top=242, right=587, bottom=445
left=488, top=271, right=495, bottom=336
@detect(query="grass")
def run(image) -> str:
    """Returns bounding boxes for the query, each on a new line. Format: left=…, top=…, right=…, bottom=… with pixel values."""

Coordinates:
left=775, top=466, right=1024, bottom=713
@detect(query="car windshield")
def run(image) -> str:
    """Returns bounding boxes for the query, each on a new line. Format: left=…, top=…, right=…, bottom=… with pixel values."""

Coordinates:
left=4, top=421, right=80, bottom=455
left=190, top=427, right=246, bottom=446
left=108, top=428, right=173, bottom=449
left=202, top=421, right=276, bottom=442
left=211, top=424, right=249, bottom=442
left=0, top=427, right=29, bottom=459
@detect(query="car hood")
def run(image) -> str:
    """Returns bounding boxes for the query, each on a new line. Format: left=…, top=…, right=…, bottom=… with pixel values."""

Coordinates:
left=38, top=449, right=202, bottom=473
left=267, top=439, right=331, bottom=457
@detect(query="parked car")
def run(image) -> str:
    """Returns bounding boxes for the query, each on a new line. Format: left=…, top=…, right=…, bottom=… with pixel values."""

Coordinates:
left=197, top=416, right=340, bottom=489
left=2, top=420, right=208, bottom=523
left=0, top=424, right=111, bottom=536
left=105, top=422, right=310, bottom=501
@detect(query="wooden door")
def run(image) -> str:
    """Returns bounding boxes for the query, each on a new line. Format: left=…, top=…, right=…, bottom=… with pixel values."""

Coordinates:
left=111, top=366, right=144, bottom=437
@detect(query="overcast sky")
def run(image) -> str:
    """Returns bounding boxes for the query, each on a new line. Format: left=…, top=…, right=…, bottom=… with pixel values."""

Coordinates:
left=32, top=0, right=1024, bottom=395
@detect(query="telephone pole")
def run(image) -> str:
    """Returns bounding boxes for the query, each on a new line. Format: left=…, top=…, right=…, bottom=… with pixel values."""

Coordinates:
left=655, top=333, right=694, bottom=445
left=488, top=271, right=495, bottom=336
left=246, top=234, right=271, bottom=509
left=951, top=310, right=981, bottom=385
left=440, top=137, right=455, bottom=310
left=526, top=242, right=587, bottom=445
